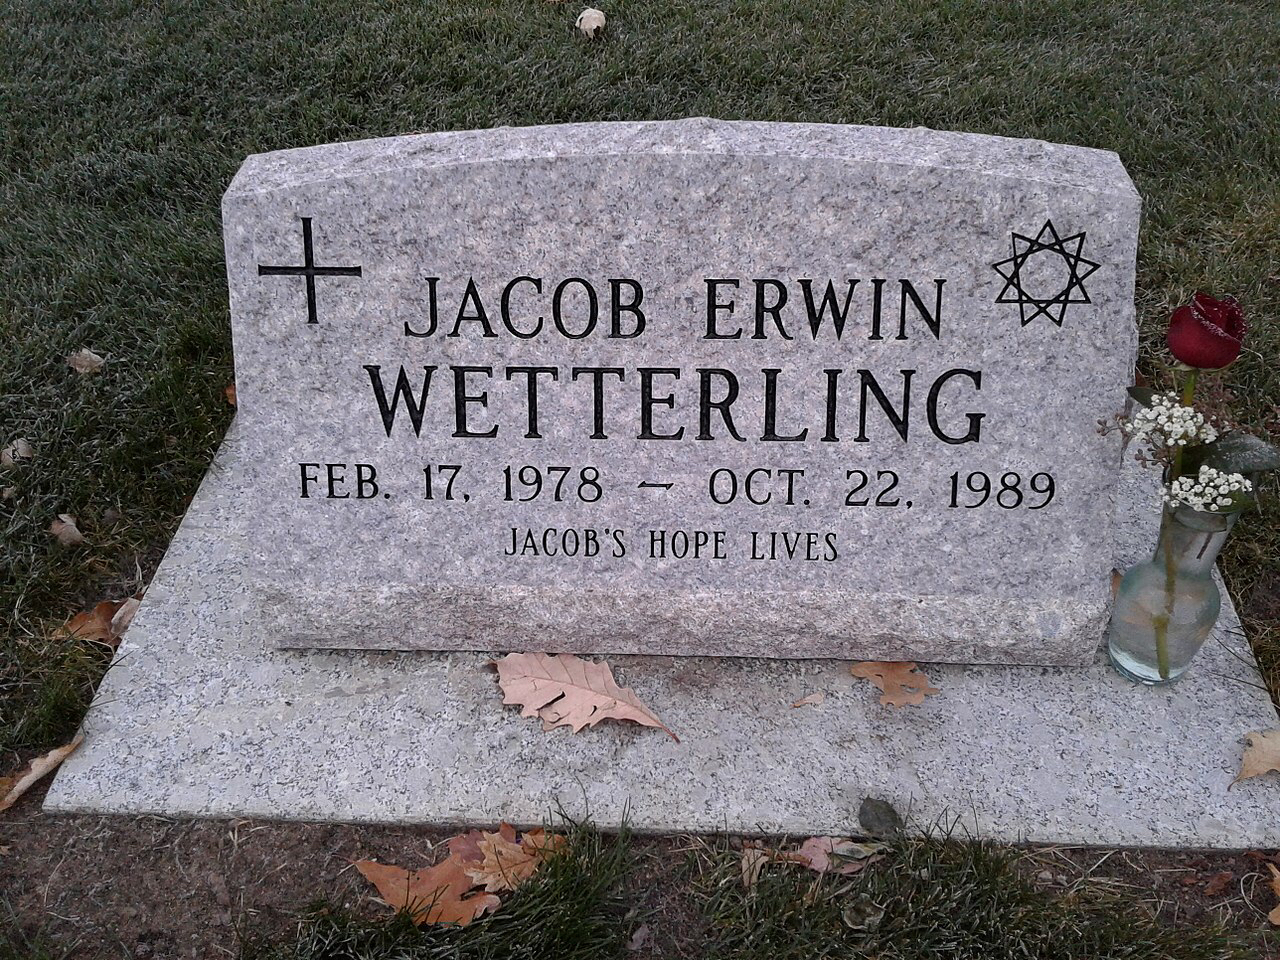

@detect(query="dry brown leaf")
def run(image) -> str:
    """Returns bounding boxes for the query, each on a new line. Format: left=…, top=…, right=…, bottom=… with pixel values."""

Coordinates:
left=1, top=438, right=33, bottom=468
left=492, top=652, right=677, bottom=741
left=465, top=825, right=566, bottom=892
left=792, top=836, right=886, bottom=875
left=1201, top=871, right=1233, bottom=897
left=67, top=348, right=106, bottom=374
left=850, top=661, right=940, bottom=707
left=61, top=600, right=126, bottom=646
left=626, top=923, right=650, bottom=951
left=225, top=383, right=238, bottom=407
left=1231, top=730, right=1280, bottom=787
left=355, top=857, right=499, bottom=926
left=1268, top=863, right=1280, bottom=926
left=740, top=844, right=769, bottom=889
left=447, top=828, right=488, bottom=864
left=791, top=692, right=825, bottom=708
left=111, top=596, right=142, bottom=637
left=0, top=734, right=84, bottom=814
left=49, top=514, right=86, bottom=546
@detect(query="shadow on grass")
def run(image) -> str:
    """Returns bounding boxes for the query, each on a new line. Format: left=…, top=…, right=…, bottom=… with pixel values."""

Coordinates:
left=697, top=823, right=1259, bottom=960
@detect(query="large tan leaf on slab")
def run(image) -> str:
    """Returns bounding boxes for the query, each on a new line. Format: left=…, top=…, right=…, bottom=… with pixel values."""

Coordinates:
left=354, top=857, right=499, bottom=926
left=492, top=653, right=678, bottom=741
left=0, top=734, right=83, bottom=814
left=850, top=661, right=940, bottom=707
left=1232, top=730, right=1280, bottom=787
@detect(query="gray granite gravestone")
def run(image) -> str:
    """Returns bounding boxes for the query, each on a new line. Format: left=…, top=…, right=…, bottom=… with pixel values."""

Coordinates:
left=222, top=119, right=1139, bottom=664
left=46, top=122, right=1280, bottom=846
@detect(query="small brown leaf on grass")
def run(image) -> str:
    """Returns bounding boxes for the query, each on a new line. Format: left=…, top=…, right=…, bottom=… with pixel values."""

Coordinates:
left=67, top=348, right=106, bottom=374
left=111, top=596, right=142, bottom=637
left=355, top=857, right=499, bottom=927
left=465, top=825, right=567, bottom=892
left=791, top=692, right=825, bottom=708
left=0, top=734, right=84, bottom=814
left=49, top=514, right=85, bottom=546
left=58, top=594, right=142, bottom=648
left=626, top=923, right=650, bottom=951
left=740, top=844, right=769, bottom=889
left=1267, top=863, right=1280, bottom=926
left=224, top=383, right=237, bottom=407
left=492, top=652, right=677, bottom=741
left=1, top=438, right=33, bottom=468
left=1232, top=730, right=1280, bottom=787
left=791, top=837, right=886, bottom=875
left=850, top=661, right=939, bottom=707
left=62, top=600, right=125, bottom=646
left=1202, top=871, right=1233, bottom=897
left=742, top=836, right=887, bottom=887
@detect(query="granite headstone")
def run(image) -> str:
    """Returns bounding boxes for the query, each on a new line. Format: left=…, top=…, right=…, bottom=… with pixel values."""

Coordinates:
left=222, top=118, right=1139, bottom=664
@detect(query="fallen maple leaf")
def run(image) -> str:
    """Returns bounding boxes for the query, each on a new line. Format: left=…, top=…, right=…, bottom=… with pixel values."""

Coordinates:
left=792, top=692, right=825, bottom=708
left=1268, top=863, right=1280, bottom=926
left=465, top=825, right=567, bottom=892
left=49, top=514, right=85, bottom=546
left=492, top=652, right=677, bottom=741
left=791, top=836, right=886, bottom=875
left=355, top=857, right=499, bottom=926
left=0, top=734, right=84, bottom=814
left=67, top=348, right=106, bottom=374
left=1232, top=730, right=1280, bottom=787
left=0, top=437, right=33, bottom=468
left=850, top=661, right=940, bottom=707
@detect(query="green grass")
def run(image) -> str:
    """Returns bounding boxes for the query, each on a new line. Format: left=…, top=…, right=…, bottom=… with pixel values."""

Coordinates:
left=697, top=832, right=1259, bottom=960
left=238, top=821, right=636, bottom=960
left=227, top=826, right=1263, bottom=960
left=2, top=0, right=1279, bottom=761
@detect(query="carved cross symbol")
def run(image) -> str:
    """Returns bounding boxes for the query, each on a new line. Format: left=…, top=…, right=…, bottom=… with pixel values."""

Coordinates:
left=257, top=217, right=362, bottom=324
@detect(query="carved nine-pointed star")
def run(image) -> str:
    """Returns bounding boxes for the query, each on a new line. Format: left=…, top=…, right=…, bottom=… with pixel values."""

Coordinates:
left=991, top=219, right=1099, bottom=327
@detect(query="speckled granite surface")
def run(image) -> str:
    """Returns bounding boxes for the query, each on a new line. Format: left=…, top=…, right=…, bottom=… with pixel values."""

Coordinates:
left=44, top=421, right=1279, bottom=847
left=223, top=119, right=1139, bottom=664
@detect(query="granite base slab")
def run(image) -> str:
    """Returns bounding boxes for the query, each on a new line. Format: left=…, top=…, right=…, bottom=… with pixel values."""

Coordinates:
left=44, top=421, right=1280, bottom=848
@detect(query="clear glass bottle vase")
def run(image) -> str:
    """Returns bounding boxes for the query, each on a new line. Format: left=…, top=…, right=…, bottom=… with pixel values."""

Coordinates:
left=1107, top=506, right=1235, bottom=685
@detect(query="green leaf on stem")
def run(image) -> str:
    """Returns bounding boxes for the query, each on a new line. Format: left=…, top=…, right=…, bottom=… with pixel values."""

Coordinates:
left=1126, top=386, right=1158, bottom=408
left=1195, top=431, right=1280, bottom=475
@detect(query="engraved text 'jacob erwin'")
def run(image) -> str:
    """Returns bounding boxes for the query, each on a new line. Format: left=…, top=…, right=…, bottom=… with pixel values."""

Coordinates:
left=368, top=275, right=984, bottom=445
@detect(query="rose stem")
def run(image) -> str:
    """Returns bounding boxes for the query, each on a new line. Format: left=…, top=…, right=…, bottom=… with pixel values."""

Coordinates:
left=1156, top=367, right=1200, bottom=680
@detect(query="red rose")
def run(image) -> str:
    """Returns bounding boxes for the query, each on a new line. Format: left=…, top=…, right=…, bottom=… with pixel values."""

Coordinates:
left=1166, top=292, right=1246, bottom=369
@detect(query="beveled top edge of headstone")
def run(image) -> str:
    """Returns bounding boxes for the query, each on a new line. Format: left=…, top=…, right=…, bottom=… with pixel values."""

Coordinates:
left=223, top=118, right=1140, bottom=204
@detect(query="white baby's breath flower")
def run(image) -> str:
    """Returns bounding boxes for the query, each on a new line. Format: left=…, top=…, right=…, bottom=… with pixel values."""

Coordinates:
left=1124, top=393, right=1218, bottom=451
left=1164, top=465, right=1252, bottom=512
